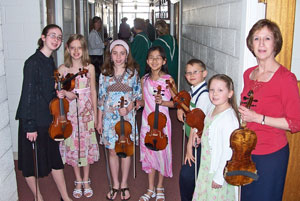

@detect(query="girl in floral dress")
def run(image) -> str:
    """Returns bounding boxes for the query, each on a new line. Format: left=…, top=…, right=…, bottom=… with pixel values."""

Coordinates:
left=97, top=40, right=141, bottom=201
left=192, top=74, right=239, bottom=201
left=138, top=46, right=176, bottom=201
left=57, top=34, right=99, bottom=199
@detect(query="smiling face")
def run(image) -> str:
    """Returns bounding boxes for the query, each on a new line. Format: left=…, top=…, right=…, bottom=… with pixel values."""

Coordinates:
left=41, top=27, right=62, bottom=52
left=209, top=79, right=233, bottom=109
left=146, top=50, right=166, bottom=72
left=67, top=39, right=82, bottom=61
left=252, top=26, right=276, bottom=61
left=111, top=45, right=127, bottom=67
left=185, top=63, right=207, bottom=87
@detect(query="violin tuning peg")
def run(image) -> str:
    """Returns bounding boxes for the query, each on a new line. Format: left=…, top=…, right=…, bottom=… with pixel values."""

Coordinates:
left=243, top=96, right=249, bottom=100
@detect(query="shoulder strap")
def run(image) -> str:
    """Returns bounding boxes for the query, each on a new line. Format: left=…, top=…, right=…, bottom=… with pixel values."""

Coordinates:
left=195, top=89, right=209, bottom=105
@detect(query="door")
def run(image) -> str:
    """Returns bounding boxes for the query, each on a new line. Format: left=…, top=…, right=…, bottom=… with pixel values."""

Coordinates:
left=263, top=0, right=300, bottom=200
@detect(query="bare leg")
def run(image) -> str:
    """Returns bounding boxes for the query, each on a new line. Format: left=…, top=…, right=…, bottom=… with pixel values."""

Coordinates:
left=139, top=168, right=156, bottom=201
left=82, top=164, right=93, bottom=197
left=82, top=164, right=90, bottom=188
left=120, top=156, right=131, bottom=199
left=51, top=169, right=72, bottom=201
left=157, top=173, right=164, bottom=188
left=25, top=176, right=44, bottom=201
left=73, top=166, right=83, bottom=197
left=107, top=149, right=120, bottom=199
left=156, top=173, right=165, bottom=201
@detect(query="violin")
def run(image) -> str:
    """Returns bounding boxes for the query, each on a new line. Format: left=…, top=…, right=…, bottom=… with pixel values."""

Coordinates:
left=49, top=70, right=73, bottom=141
left=145, top=85, right=168, bottom=151
left=224, top=90, right=259, bottom=186
left=166, top=80, right=205, bottom=138
left=115, top=96, right=134, bottom=158
left=61, top=68, right=88, bottom=91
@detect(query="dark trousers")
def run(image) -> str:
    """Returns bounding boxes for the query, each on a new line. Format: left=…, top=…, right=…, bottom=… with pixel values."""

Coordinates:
left=241, top=144, right=289, bottom=201
left=90, top=55, right=103, bottom=82
left=179, top=145, right=201, bottom=201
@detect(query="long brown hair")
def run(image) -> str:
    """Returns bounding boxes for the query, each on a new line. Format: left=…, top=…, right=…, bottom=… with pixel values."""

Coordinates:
left=101, top=44, right=138, bottom=78
left=208, top=74, right=240, bottom=122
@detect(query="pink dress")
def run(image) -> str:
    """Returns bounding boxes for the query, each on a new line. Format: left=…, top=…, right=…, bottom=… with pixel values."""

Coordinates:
left=140, top=74, right=173, bottom=177
left=60, top=73, right=99, bottom=167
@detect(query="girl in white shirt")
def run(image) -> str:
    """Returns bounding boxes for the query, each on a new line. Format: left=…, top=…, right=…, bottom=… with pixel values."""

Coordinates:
left=191, top=74, right=239, bottom=201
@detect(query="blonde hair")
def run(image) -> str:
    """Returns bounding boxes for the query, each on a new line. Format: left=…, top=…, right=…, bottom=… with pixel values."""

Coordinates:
left=155, top=20, right=169, bottom=36
left=64, top=34, right=90, bottom=67
left=208, top=74, right=240, bottom=122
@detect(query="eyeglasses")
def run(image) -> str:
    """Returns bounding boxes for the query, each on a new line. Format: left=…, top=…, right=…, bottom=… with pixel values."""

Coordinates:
left=148, top=57, right=163, bottom=62
left=185, top=70, right=204, bottom=76
left=47, top=33, right=63, bottom=41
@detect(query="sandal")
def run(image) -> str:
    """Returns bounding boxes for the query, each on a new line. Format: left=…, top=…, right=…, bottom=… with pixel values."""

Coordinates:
left=82, top=179, right=93, bottom=198
left=139, top=189, right=156, bottom=201
left=120, top=188, right=131, bottom=201
left=156, top=187, right=165, bottom=201
left=106, top=188, right=119, bottom=200
left=72, top=181, right=82, bottom=199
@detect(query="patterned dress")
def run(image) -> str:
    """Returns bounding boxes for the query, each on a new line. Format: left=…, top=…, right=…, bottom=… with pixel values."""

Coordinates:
left=192, top=111, right=235, bottom=201
left=60, top=72, right=99, bottom=167
left=140, top=74, right=173, bottom=177
left=98, top=69, right=141, bottom=149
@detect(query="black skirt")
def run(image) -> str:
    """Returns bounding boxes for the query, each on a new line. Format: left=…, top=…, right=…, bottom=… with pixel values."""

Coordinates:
left=18, top=120, right=64, bottom=177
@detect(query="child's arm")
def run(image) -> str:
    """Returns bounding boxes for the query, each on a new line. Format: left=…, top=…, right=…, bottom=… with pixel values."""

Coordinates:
left=97, top=109, right=103, bottom=134
left=88, top=64, right=98, bottom=127
left=136, top=76, right=145, bottom=108
left=56, top=65, right=77, bottom=100
left=177, top=109, right=185, bottom=122
left=185, top=128, right=200, bottom=166
left=96, top=74, right=105, bottom=134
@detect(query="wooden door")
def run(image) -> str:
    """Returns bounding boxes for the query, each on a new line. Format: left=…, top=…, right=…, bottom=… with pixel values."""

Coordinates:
left=263, top=0, right=300, bottom=200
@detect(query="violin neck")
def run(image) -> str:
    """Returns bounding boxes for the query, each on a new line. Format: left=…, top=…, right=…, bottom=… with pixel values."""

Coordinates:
left=180, top=102, right=190, bottom=112
left=154, top=104, right=159, bottom=129
left=57, top=82, right=66, bottom=117
left=120, top=116, right=125, bottom=136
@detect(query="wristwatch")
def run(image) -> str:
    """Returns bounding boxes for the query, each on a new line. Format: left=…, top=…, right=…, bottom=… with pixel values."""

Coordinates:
left=261, top=115, right=265, bottom=125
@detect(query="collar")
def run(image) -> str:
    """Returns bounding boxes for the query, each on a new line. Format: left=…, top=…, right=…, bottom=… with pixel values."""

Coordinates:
left=191, top=81, right=207, bottom=97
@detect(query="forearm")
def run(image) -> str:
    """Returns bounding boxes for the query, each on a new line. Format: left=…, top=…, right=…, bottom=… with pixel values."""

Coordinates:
left=161, top=100, right=174, bottom=108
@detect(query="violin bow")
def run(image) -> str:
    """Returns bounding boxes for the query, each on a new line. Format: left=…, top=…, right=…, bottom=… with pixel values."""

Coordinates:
left=75, top=93, right=81, bottom=166
left=194, top=137, right=198, bottom=186
left=32, top=141, right=39, bottom=201
left=182, top=121, right=186, bottom=165
left=101, top=135, right=113, bottom=200
left=133, top=100, right=137, bottom=179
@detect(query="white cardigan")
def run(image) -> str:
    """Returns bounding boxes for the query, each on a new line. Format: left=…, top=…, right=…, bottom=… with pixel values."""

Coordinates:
left=88, top=29, right=105, bottom=56
left=205, top=106, right=239, bottom=185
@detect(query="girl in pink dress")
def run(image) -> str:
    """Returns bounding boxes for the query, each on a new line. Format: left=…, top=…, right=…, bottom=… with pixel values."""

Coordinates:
left=57, top=34, right=99, bottom=199
left=138, top=46, right=176, bottom=201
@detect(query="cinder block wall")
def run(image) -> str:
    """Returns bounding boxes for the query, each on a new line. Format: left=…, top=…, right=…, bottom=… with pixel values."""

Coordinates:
left=0, top=7, right=18, bottom=201
left=180, top=0, right=244, bottom=92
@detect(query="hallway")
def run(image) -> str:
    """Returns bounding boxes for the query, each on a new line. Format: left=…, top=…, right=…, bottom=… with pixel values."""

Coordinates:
left=15, top=109, right=184, bottom=201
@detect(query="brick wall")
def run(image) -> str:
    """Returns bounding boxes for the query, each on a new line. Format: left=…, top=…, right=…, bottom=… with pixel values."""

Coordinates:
left=180, top=0, right=244, bottom=92
left=0, top=6, right=18, bottom=201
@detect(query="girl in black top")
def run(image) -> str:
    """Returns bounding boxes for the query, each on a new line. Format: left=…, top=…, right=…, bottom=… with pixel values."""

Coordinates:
left=16, top=24, right=72, bottom=201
